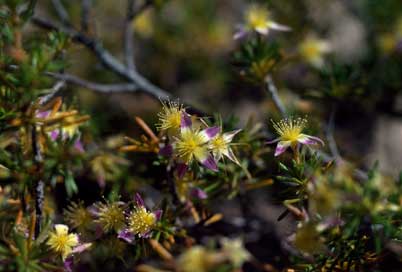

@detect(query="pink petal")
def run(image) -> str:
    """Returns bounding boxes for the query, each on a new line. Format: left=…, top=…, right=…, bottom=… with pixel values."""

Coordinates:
left=73, top=139, right=85, bottom=153
left=36, top=110, right=50, bottom=118
left=50, top=130, right=60, bottom=141
left=274, top=141, right=291, bottom=156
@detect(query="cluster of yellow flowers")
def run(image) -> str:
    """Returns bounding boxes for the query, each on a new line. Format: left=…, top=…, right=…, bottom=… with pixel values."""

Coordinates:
left=157, top=101, right=241, bottom=174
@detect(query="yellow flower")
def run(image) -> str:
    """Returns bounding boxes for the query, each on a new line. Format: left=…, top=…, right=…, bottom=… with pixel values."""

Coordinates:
left=128, top=206, right=156, bottom=237
left=177, top=246, right=224, bottom=272
left=209, top=129, right=241, bottom=165
left=221, top=238, right=251, bottom=268
left=133, top=9, right=154, bottom=38
left=47, top=224, right=79, bottom=260
left=174, top=113, right=219, bottom=171
left=235, top=5, right=290, bottom=39
left=64, top=201, right=93, bottom=233
left=94, top=202, right=126, bottom=233
left=299, top=36, right=331, bottom=68
left=156, top=100, right=184, bottom=132
left=268, top=117, right=324, bottom=156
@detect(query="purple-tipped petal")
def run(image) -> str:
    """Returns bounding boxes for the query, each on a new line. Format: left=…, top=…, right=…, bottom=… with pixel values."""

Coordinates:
left=201, top=155, right=218, bottom=172
left=64, top=257, right=74, bottom=272
left=87, top=204, right=100, bottom=216
left=153, top=209, right=163, bottom=221
left=118, top=229, right=135, bottom=243
left=50, top=130, right=60, bottom=141
left=274, top=141, right=291, bottom=156
left=176, top=163, right=188, bottom=179
left=266, top=138, right=280, bottom=145
left=36, top=110, right=50, bottom=118
left=223, top=148, right=241, bottom=166
left=190, top=188, right=208, bottom=199
left=298, top=134, right=324, bottom=146
left=94, top=225, right=104, bottom=239
left=200, top=126, right=220, bottom=141
left=97, top=174, right=106, bottom=188
left=72, top=243, right=92, bottom=254
left=223, top=129, right=242, bottom=143
left=135, top=193, right=145, bottom=207
left=180, top=113, right=192, bottom=130
left=158, top=144, right=173, bottom=157
left=73, top=139, right=85, bottom=153
left=233, top=26, right=248, bottom=40
left=140, top=231, right=152, bottom=239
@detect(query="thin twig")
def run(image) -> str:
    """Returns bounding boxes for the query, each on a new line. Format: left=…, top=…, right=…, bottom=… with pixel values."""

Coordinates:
left=265, top=75, right=287, bottom=117
left=46, top=72, right=139, bottom=93
left=124, top=0, right=136, bottom=73
left=51, top=0, right=71, bottom=27
left=40, top=80, right=66, bottom=105
left=326, top=105, right=341, bottom=160
left=81, top=0, right=91, bottom=32
left=31, top=126, right=44, bottom=237
left=32, top=16, right=171, bottom=100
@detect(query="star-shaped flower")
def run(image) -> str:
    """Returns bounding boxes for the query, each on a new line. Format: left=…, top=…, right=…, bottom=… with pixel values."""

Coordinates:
left=267, top=117, right=324, bottom=156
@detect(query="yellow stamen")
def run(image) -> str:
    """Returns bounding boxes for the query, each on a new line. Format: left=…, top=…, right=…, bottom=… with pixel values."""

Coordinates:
left=246, top=5, right=269, bottom=31
left=128, top=207, right=156, bottom=236
left=272, top=117, right=307, bottom=143
left=175, top=130, right=208, bottom=164
left=156, top=101, right=183, bottom=131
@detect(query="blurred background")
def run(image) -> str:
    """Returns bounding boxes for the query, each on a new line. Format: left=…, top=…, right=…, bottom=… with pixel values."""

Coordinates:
left=35, top=0, right=402, bottom=177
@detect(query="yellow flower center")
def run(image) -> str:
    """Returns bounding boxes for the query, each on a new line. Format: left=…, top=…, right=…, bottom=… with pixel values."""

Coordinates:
left=272, top=117, right=307, bottom=143
left=246, top=6, right=269, bottom=30
left=210, top=135, right=227, bottom=154
left=175, top=130, right=207, bottom=163
left=157, top=101, right=183, bottom=131
left=129, top=207, right=156, bottom=236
